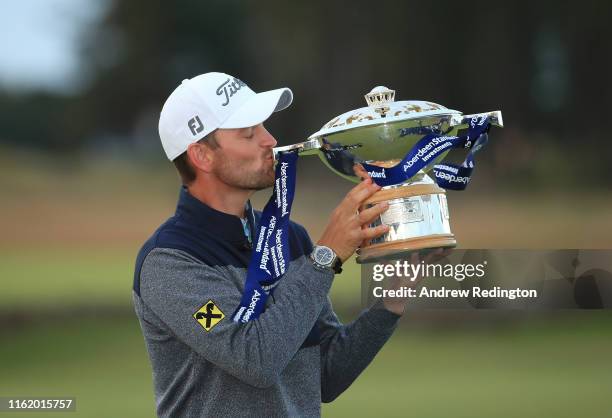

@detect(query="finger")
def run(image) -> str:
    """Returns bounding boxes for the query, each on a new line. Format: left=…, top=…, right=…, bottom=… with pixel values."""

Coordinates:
left=360, top=224, right=384, bottom=247
left=408, top=251, right=429, bottom=285
left=423, top=248, right=442, bottom=264
left=361, top=224, right=390, bottom=241
left=346, top=180, right=381, bottom=209
left=353, top=163, right=370, bottom=181
left=424, top=247, right=450, bottom=264
left=360, top=224, right=369, bottom=247
left=348, top=176, right=373, bottom=194
left=342, top=178, right=374, bottom=210
left=358, top=201, right=389, bottom=225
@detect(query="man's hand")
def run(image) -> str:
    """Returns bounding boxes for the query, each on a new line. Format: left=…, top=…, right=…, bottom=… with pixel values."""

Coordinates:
left=317, top=174, right=389, bottom=263
left=382, top=249, right=452, bottom=315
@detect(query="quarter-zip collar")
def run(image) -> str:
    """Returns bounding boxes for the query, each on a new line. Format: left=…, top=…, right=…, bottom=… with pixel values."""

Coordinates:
left=175, top=186, right=256, bottom=246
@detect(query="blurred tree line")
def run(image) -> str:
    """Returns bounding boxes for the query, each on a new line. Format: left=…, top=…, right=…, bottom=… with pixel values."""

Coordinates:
left=0, top=0, right=610, bottom=187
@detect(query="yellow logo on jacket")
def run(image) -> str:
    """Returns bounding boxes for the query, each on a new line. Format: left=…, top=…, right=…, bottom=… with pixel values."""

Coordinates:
left=193, top=300, right=225, bottom=332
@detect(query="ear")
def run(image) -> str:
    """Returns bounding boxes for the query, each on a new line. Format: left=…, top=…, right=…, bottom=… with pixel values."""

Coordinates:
left=186, top=142, right=214, bottom=173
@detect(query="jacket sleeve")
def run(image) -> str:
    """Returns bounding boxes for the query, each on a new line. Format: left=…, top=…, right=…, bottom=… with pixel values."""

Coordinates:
left=317, top=297, right=400, bottom=402
left=138, top=247, right=333, bottom=388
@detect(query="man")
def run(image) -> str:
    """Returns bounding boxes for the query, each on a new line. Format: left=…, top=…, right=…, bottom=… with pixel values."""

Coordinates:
left=133, top=72, right=410, bottom=417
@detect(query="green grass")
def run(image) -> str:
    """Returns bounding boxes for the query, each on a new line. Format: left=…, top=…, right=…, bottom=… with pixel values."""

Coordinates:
left=1, top=316, right=611, bottom=418
left=0, top=249, right=137, bottom=310
left=323, top=316, right=612, bottom=418
left=0, top=249, right=362, bottom=311
left=0, top=318, right=156, bottom=418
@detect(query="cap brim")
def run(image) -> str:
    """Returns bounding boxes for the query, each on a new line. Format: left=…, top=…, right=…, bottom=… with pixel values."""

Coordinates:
left=219, top=88, right=293, bottom=129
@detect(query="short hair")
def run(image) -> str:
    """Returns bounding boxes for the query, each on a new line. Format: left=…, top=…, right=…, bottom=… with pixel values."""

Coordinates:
left=173, top=132, right=219, bottom=185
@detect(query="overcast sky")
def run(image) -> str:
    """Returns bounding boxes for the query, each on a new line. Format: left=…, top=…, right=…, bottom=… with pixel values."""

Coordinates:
left=0, top=0, right=107, bottom=94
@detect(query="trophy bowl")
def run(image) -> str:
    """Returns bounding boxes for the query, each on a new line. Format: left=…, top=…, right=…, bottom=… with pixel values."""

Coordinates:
left=274, top=86, right=503, bottom=263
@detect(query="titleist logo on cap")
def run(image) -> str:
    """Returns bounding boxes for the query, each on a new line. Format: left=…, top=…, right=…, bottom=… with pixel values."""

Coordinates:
left=158, top=72, right=293, bottom=161
left=216, top=77, right=247, bottom=106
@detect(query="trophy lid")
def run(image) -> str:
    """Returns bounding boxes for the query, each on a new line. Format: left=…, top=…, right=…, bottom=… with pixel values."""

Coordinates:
left=309, top=86, right=462, bottom=139
left=283, top=85, right=502, bottom=184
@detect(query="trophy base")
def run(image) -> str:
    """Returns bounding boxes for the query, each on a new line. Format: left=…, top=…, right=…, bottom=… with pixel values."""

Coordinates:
left=356, top=173, right=456, bottom=264
left=356, top=234, right=456, bottom=264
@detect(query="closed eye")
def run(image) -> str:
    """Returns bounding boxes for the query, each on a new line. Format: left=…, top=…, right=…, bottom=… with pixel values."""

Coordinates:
left=243, top=127, right=255, bottom=139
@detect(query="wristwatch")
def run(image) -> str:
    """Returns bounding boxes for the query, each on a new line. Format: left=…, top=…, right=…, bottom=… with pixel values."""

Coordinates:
left=310, top=245, right=343, bottom=274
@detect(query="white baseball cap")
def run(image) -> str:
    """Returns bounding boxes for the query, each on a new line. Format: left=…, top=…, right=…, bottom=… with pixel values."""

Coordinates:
left=158, top=72, right=293, bottom=161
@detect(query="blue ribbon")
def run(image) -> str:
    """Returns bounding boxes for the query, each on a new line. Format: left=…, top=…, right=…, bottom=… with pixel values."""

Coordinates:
left=360, top=116, right=491, bottom=190
left=232, top=151, right=298, bottom=323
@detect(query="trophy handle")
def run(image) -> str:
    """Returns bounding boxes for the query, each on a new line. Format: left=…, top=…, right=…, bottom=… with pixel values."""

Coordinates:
left=273, top=138, right=321, bottom=160
left=450, top=110, right=504, bottom=129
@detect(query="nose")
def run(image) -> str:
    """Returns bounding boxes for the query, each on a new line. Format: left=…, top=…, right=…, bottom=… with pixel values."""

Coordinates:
left=259, top=126, right=277, bottom=148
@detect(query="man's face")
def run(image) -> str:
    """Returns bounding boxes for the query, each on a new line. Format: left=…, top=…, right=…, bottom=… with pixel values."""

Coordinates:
left=210, top=124, right=278, bottom=191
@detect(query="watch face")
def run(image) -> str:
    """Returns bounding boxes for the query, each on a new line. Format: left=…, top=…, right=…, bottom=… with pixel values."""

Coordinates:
left=315, top=246, right=334, bottom=266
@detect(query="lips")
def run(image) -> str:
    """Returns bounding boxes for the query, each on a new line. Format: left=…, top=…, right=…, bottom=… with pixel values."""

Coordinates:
left=263, top=154, right=274, bottom=169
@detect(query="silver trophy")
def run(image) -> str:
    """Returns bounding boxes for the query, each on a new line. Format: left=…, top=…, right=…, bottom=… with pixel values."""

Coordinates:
left=274, top=86, right=503, bottom=263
